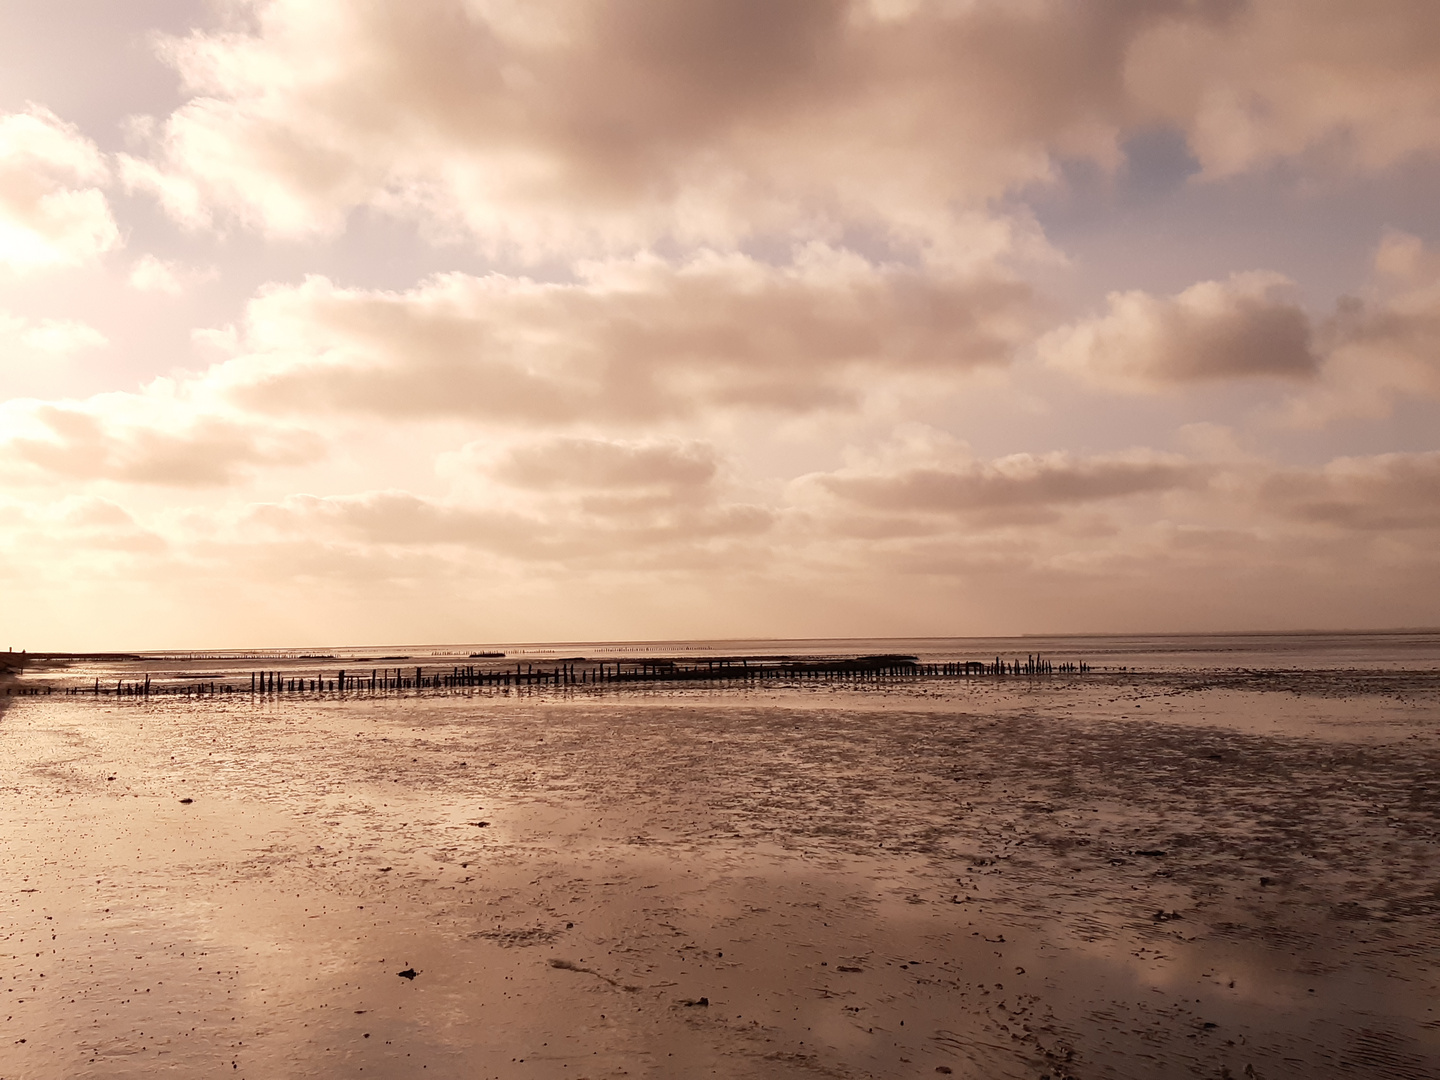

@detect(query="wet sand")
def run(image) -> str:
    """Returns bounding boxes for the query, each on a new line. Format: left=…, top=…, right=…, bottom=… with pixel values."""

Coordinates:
left=0, top=671, right=1437, bottom=1078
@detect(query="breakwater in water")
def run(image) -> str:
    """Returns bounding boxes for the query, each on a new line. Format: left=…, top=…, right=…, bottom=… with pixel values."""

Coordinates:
left=9, top=653, right=1092, bottom=697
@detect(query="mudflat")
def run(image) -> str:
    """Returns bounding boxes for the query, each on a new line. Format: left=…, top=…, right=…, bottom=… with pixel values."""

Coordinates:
left=0, top=671, right=1436, bottom=1079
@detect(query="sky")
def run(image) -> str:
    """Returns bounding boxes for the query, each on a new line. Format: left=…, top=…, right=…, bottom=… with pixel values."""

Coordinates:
left=2, top=0, right=1439, bottom=650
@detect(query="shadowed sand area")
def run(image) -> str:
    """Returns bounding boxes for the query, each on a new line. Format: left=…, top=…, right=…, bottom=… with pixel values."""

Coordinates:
left=0, top=670, right=1437, bottom=1078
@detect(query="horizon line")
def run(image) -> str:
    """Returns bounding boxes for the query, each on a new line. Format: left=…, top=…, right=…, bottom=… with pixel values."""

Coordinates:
left=10, top=625, right=1440, bottom=657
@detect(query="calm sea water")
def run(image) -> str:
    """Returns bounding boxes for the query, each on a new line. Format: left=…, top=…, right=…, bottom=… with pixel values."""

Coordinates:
left=461, top=631, right=1440, bottom=671
left=20, top=629, right=1439, bottom=687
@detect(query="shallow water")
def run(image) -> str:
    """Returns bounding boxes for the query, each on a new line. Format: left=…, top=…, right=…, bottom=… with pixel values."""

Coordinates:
left=0, top=660, right=1437, bottom=1078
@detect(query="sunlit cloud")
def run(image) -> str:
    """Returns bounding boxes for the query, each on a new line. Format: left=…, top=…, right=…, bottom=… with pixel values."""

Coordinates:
left=1128, top=0, right=1440, bottom=177
left=0, top=106, right=119, bottom=271
left=482, top=436, right=720, bottom=494
left=0, top=311, right=108, bottom=355
left=119, top=0, right=1440, bottom=258
left=1281, top=232, right=1440, bottom=423
left=1262, top=450, right=1440, bottom=530
left=0, top=395, right=324, bottom=487
left=1041, top=272, right=1318, bottom=389
left=2, top=2, right=1439, bottom=645
left=813, top=450, right=1205, bottom=519
left=199, top=248, right=1034, bottom=424
left=127, top=253, right=211, bottom=295
left=243, top=483, right=774, bottom=566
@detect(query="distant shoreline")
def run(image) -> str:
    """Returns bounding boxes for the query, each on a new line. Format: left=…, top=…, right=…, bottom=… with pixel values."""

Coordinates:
left=9, top=626, right=1440, bottom=660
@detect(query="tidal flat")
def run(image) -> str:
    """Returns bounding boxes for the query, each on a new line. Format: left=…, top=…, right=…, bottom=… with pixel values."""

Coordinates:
left=0, top=670, right=1437, bottom=1079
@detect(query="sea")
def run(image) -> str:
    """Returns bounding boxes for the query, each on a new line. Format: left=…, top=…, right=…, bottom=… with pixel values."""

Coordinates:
left=12, top=628, right=1440, bottom=688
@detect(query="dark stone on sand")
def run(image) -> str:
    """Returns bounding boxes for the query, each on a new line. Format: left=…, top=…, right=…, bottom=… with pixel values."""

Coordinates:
left=179, top=798, right=193, bottom=804
left=1134, top=849, right=1167, bottom=857
left=472, top=821, right=490, bottom=827
left=397, top=968, right=418, bottom=979
left=937, top=1069, right=954, bottom=1075
left=681, top=996, right=709, bottom=1007
left=837, top=965, right=862, bottom=972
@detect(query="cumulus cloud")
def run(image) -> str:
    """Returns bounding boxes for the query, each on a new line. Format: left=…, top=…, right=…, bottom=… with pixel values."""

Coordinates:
left=0, top=312, right=108, bottom=354
left=127, top=254, right=214, bottom=295
left=798, top=430, right=1206, bottom=534
left=1262, top=451, right=1440, bottom=531
left=760, top=437, right=1440, bottom=634
left=4, top=435, right=1437, bottom=640
left=1041, top=272, right=1318, bottom=389
left=233, top=432, right=770, bottom=566
left=7, top=4, right=1440, bottom=642
left=0, top=495, right=166, bottom=557
left=246, top=482, right=773, bottom=564
left=461, top=434, right=747, bottom=528
left=1128, top=0, right=1440, bottom=177
left=1280, top=232, right=1440, bottom=423
left=1041, top=235, right=1440, bottom=413
left=119, top=0, right=1139, bottom=248
left=485, top=437, right=718, bottom=493
left=0, top=398, right=323, bottom=486
left=204, top=248, right=1033, bottom=423
left=117, top=1, right=1440, bottom=253
left=818, top=452, right=1203, bottom=515
left=0, top=106, right=120, bottom=270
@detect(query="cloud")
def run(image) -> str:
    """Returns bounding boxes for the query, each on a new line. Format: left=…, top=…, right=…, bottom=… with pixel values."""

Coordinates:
left=1128, top=0, right=1440, bottom=177
left=0, top=312, right=108, bottom=354
left=0, top=106, right=120, bottom=270
left=0, top=398, right=323, bottom=487
left=127, top=254, right=213, bottom=295
left=799, top=431, right=1206, bottom=533
left=817, top=452, right=1203, bottom=515
left=118, top=1, right=1440, bottom=254
left=205, top=248, right=1033, bottom=423
left=246, top=482, right=773, bottom=565
left=239, top=434, right=770, bottom=566
left=485, top=436, right=718, bottom=493
left=3, top=435, right=1437, bottom=640
left=0, top=495, right=166, bottom=558
left=456, top=434, right=746, bottom=527
left=1262, top=450, right=1440, bottom=531
left=1281, top=232, right=1440, bottom=423
left=1035, top=234, right=1440, bottom=416
left=1041, top=272, right=1318, bottom=389
left=118, top=0, right=1140, bottom=249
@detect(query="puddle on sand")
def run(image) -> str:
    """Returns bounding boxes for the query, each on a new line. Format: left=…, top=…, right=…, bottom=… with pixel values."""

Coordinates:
left=0, top=678, right=1437, bottom=1078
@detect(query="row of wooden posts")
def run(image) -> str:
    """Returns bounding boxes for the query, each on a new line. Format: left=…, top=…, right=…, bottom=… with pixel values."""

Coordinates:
left=25, top=654, right=1091, bottom=697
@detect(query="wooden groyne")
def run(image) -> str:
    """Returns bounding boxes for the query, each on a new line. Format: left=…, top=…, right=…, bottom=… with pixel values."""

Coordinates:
left=9, top=653, right=1092, bottom=698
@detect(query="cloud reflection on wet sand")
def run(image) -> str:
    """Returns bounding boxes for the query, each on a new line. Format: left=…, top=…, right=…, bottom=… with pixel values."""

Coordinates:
left=1, top=674, right=1437, bottom=1078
